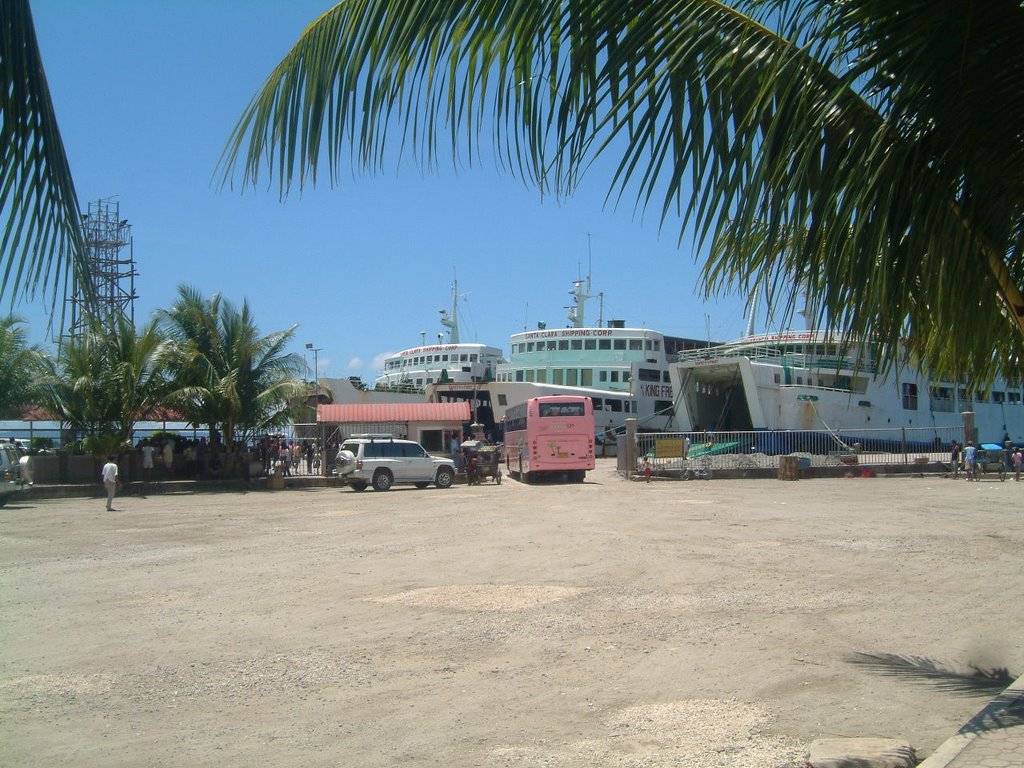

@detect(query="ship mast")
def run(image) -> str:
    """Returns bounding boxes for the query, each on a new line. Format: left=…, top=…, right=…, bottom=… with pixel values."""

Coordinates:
left=567, top=240, right=595, bottom=328
left=439, top=278, right=460, bottom=343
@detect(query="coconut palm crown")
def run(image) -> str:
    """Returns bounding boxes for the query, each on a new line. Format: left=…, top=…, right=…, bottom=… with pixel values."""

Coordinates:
left=159, top=286, right=305, bottom=454
left=220, top=0, right=1024, bottom=384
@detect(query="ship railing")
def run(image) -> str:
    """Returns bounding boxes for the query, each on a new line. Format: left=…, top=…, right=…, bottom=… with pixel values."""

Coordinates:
left=675, top=345, right=878, bottom=374
left=634, top=425, right=965, bottom=476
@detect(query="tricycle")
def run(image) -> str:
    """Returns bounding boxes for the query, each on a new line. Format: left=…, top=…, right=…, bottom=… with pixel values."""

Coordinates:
left=975, top=445, right=1007, bottom=481
left=461, top=440, right=503, bottom=485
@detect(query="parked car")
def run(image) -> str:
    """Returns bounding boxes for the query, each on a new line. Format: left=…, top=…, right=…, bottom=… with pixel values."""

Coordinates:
left=0, top=441, right=28, bottom=507
left=334, top=434, right=456, bottom=492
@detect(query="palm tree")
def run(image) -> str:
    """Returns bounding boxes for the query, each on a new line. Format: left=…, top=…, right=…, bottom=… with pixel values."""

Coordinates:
left=160, top=286, right=305, bottom=460
left=1, top=0, right=88, bottom=313
left=0, top=316, right=50, bottom=417
left=219, top=0, right=1024, bottom=383
left=43, top=315, right=169, bottom=455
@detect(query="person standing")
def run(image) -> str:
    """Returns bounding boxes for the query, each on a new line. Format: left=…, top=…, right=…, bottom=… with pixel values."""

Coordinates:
left=949, top=440, right=961, bottom=479
left=162, top=439, right=175, bottom=480
left=140, top=440, right=155, bottom=483
left=102, top=455, right=119, bottom=510
left=643, top=456, right=652, bottom=483
left=964, top=441, right=977, bottom=481
left=1012, top=446, right=1023, bottom=482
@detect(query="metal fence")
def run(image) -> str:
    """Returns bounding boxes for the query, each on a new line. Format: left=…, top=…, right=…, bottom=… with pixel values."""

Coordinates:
left=635, top=425, right=965, bottom=476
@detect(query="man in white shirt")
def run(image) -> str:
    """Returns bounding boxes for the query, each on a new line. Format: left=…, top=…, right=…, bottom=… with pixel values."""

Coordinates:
left=101, top=455, right=119, bottom=510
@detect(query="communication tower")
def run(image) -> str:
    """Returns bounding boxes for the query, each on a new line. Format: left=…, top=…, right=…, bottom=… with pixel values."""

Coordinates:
left=67, top=197, right=137, bottom=337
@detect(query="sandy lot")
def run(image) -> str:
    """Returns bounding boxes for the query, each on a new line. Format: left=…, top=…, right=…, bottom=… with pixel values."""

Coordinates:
left=2, top=462, right=1022, bottom=767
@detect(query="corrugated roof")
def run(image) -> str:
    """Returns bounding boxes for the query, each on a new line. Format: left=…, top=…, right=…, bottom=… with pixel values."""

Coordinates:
left=317, top=402, right=471, bottom=424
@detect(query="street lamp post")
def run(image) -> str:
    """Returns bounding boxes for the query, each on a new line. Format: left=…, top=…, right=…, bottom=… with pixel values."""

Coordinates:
left=305, top=343, right=322, bottom=385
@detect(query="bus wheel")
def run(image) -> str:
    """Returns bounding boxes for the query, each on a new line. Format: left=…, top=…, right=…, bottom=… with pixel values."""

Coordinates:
left=572, top=470, right=585, bottom=483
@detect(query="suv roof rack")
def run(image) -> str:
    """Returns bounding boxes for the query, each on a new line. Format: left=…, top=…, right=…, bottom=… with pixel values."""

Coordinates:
left=348, top=433, right=400, bottom=440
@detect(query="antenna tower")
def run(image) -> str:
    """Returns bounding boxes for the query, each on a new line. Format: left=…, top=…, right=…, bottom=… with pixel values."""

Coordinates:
left=68, top=197, right=137, bottom=338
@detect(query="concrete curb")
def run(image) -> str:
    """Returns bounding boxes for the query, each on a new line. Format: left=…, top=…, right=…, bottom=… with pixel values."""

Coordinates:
left=918, top=673, right=1024, bottom=768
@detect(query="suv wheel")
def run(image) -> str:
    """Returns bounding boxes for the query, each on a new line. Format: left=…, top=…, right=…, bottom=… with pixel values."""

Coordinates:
left=372, top=469, right=394, bottom=491
left=435, top=467, right=455, bottom=489
left=349, top=480, right=367, bottom=492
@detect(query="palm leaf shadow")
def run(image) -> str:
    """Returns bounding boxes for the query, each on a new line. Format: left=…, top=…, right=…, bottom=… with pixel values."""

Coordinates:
left=845, top=652, right=1016, bottom=696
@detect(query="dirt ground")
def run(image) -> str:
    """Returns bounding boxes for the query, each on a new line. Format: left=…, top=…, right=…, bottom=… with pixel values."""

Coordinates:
left=2, top=461, right=1022, bottom=767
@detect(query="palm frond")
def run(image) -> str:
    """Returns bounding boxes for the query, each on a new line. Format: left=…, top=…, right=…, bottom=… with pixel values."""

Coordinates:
left=1, top=0, right=87, bottom=315
left=219, top=0, right=1024, bottom=380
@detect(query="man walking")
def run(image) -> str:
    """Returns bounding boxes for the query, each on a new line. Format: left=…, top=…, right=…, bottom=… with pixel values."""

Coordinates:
left=102, top=455, right=119, bottom=510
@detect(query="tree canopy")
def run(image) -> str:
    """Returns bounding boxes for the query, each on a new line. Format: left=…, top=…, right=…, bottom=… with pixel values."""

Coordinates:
left=220, top=0, right=1024, bottom=383
left=159, top=286, right=305, bottom=453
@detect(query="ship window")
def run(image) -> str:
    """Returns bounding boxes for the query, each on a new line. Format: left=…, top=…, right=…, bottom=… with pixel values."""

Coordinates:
left=558, top=340, right=569, bottom=350
left=629, top=339, right=642, bottom=351
left=581, top=369, right=593, bottom=386
left=1010, top=392, right=1021, bottom=404
left=536, top=370, right=546, bottom=383
left=426, top=377, right=434, bottom=384
left=515, top=370, right=524, bottom=382
left=599, top=371, right=608, bottom=382
left=527, top=343, right=535, bottom=352
left=645, top=340, right=652, bottom=350
left=992, top=391, right=1005, bottom=403
left=902, top=382, right=918, bottom=410
left=614, top=339, right=627, bottom=350
left=547, top=341, right=557, bottom=351
left=796, top=376, right=803, bottom=385
left=525, top=369, right=535, bottom=382
left=654, top=400, right=673, bottom=417
left=441, top=355, right=448, bottom=362
left=498, top=394, right=507, bottom=406
left=654, top=341, right=661, bottom=351
left=607, top=399, right=622, bottom=412
left=816, top=345, right=825, bottom=355
left=553, top=369, right=563, bottom=385
left=638, top=368, right=660, bottom=382
left=470, top=354, right=478, bottom=362
left=415, top=378, right=423, bottom=386
left=610, top=371, right=619, bottom=382
left=566, top=369, right=578, bottom=386
left=623, top=372, right=631, bottom=383
left=571, top=339, right=582, bottom=350
left=774, top=373, right=781, bottom=384
left=593, top=398, right=603, bottom=410
left=584, top=339, right=596, bottom=350
left=599, top=339, right=611, bottom=350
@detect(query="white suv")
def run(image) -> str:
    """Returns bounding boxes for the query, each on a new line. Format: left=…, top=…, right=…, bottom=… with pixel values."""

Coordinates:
left=335, top=435, right=456, bottom=492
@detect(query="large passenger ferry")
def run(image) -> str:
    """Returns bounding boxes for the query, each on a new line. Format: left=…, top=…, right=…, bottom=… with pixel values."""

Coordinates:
left=669, top=330, right=1024, bottom=445
left=373, top=280, right=505, bottom=393
left=428, top=276, right=709, bottom=438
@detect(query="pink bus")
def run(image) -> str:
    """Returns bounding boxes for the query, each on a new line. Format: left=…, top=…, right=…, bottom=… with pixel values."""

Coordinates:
left=504, top=396, right=596, bottom=483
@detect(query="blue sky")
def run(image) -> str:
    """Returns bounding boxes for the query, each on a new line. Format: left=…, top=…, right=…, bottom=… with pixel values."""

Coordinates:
left=22, top=0, right=758, bottom=383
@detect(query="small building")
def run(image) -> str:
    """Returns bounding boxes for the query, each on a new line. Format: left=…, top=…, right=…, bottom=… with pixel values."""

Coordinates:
left=316, top=402, right=471, bottom=454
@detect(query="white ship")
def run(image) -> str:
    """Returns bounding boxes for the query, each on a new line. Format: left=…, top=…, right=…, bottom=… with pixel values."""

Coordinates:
left=373, top=279, right=505, bottom=393
left=428, top=275, right=709, bottom=438
left=669, top=329, right=1024, bottom=445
